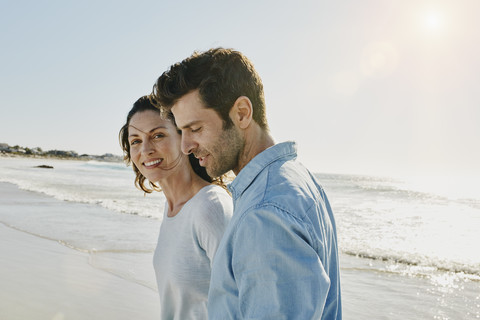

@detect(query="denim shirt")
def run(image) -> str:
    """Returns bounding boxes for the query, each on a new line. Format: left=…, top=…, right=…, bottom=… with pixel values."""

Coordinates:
left=208, top=141, right=342, bottom=320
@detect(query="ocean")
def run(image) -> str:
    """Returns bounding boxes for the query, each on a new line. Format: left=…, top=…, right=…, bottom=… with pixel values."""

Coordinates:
left=1, top=156, right=479, bottom=319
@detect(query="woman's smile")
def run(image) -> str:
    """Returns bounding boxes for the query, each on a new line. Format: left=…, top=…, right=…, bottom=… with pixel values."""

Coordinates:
left=144, top=158, right=163, bottom=168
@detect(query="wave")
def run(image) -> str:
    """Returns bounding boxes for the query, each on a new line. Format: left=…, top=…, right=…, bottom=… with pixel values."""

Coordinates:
left=315, top=172, right=480, bottom=208
left=83, top=160, right=130, bottom=171
left=0, top=178, right=163, bottom=220
left=0, top=221, right=91, bottom=254
left=343, top=250, right=480, bottom=279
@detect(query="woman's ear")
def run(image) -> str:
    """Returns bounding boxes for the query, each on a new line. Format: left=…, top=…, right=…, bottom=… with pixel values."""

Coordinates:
left=230, top=96, right=253, bottom=129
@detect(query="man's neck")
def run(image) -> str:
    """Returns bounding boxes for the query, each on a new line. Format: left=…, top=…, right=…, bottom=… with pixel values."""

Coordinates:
left=234, top=126, right=275, bottom=175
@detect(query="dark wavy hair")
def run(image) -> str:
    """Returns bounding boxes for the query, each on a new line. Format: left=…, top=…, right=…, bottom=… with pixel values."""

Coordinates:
left=152, top=47, right=268, bottom=131
left=119, top=95, right=225, bottom=193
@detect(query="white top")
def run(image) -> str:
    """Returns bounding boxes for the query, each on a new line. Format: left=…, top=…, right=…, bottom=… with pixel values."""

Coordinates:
left=153, top=184, right=233, bottom=320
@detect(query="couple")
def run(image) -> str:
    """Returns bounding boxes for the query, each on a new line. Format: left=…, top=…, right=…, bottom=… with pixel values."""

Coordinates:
left=120, top=48, right=342, bottom=319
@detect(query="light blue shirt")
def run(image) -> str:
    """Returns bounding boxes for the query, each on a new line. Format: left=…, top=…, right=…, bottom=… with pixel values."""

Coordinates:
left=208, top=141, right=341, bottom=319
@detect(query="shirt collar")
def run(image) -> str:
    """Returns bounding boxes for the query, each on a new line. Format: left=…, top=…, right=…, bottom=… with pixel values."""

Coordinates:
left=228, top=141, right=297, bottom=199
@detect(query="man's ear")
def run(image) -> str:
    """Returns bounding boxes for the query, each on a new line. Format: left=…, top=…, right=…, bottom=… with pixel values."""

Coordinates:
left=230, top=96, right=253, bottom=129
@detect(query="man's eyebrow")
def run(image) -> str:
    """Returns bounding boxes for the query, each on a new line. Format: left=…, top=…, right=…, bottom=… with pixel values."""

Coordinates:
left=128, top=125, right=167, bottom=137
left=177, top=120, right=201, bottom=130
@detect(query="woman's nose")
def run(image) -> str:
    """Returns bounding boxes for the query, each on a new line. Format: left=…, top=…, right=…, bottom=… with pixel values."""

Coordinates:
left=141, top=139, right=155, bottom=154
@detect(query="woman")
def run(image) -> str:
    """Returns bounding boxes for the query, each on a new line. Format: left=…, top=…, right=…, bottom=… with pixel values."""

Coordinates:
left=119, top=96, right=233, bottom=319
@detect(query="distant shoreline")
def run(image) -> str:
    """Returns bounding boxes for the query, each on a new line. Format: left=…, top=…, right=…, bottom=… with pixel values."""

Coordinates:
left=0, top=143, right=123, bottom=163
left=0, top=152, right=123, bottom=163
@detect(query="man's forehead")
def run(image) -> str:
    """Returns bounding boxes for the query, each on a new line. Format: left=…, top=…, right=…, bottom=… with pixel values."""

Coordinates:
left=172, top=107, right=208, bottom=129
left=172, top=96, right=209, bottom=123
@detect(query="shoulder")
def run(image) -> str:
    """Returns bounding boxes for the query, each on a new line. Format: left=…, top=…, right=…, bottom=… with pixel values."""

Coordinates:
left=202, top=184, right=231, bottom=200
left=232, top=159, right=321, bottom=236
left=190, top=185, right=233, bottom=220
left=249, top=160, right=321, bottom=217
left=197, top=185, right=232, bottom=208
left=237, top=203, right=308, bottom=237
left=190, top=185, right=233, bottom=245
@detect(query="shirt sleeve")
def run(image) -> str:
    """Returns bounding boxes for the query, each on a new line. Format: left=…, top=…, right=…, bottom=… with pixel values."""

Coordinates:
left=194, top=190, right=233, bottom=266
left=232, top=206, right=331, bottom=319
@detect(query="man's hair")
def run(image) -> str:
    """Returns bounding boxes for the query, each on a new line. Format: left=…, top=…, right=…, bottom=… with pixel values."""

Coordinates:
left=152, top=47, right=268, bottom=130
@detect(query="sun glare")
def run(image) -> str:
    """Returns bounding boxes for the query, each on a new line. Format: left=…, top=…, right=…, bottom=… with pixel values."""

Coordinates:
left=422, top=11, right=445, bottom=34
left=426, top=12, right=441, bottom=29
left=360, top=41, right=399, bottom=78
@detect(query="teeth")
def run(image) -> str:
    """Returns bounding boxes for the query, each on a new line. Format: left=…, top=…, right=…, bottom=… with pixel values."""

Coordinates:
left=144, top=159, right=161, bottom=166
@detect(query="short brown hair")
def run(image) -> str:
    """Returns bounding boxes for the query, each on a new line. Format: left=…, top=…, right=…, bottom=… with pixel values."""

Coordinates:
left=152, top=47, right=268, bottom=130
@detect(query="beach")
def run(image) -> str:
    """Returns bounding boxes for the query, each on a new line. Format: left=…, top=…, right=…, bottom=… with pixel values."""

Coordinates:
left=1, top=157, right=479, bottom=319
left=0, top=182, right=160, bottom=320
left=340, top=254, right=480, bottom=319
left=0, top=224, right=160, bottom=320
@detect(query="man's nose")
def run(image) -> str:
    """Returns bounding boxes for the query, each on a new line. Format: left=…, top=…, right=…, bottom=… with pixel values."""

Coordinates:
left=181, top=133, right=196, bottom=155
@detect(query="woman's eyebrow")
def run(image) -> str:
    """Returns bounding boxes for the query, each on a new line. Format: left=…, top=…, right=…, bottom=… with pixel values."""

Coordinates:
left=128, top=125, right=167, bottom=136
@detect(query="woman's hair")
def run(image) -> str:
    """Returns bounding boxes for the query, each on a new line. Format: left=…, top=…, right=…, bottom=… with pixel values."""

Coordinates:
left=119, top=95, right=226, bottom=193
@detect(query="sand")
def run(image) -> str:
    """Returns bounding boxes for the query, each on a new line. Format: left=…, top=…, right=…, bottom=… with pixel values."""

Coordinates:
left=1, top=181, right=479, bottom=319
left=0, top=222, right=160, bottom=320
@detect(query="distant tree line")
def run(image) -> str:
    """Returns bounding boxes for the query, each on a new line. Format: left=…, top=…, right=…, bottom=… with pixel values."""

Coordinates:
left=0, top=143, right=122, bottom=162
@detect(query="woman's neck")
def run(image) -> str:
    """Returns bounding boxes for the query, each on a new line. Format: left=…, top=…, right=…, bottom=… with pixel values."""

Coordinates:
left=159, top=166, right=210, bottom=218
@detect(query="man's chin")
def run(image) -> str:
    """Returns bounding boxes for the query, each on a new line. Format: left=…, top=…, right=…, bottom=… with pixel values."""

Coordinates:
left=205, top=167, right=214, bottom=177
left=206, top=166, right=222, bottom=179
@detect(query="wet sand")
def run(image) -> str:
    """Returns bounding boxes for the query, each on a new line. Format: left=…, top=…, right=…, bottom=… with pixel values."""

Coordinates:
left=0, top=222, right=160, bottom=320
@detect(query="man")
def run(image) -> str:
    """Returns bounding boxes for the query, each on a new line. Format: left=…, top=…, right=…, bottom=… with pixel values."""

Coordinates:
left=153, top=48, right=342, bottom=319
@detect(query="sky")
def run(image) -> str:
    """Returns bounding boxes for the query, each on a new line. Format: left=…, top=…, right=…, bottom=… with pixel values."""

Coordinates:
left=1, top=0, right=479, bottom=179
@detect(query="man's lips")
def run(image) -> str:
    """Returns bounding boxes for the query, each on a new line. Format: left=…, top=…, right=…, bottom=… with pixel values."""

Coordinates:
left=195, top=154, right=208, bottom=166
